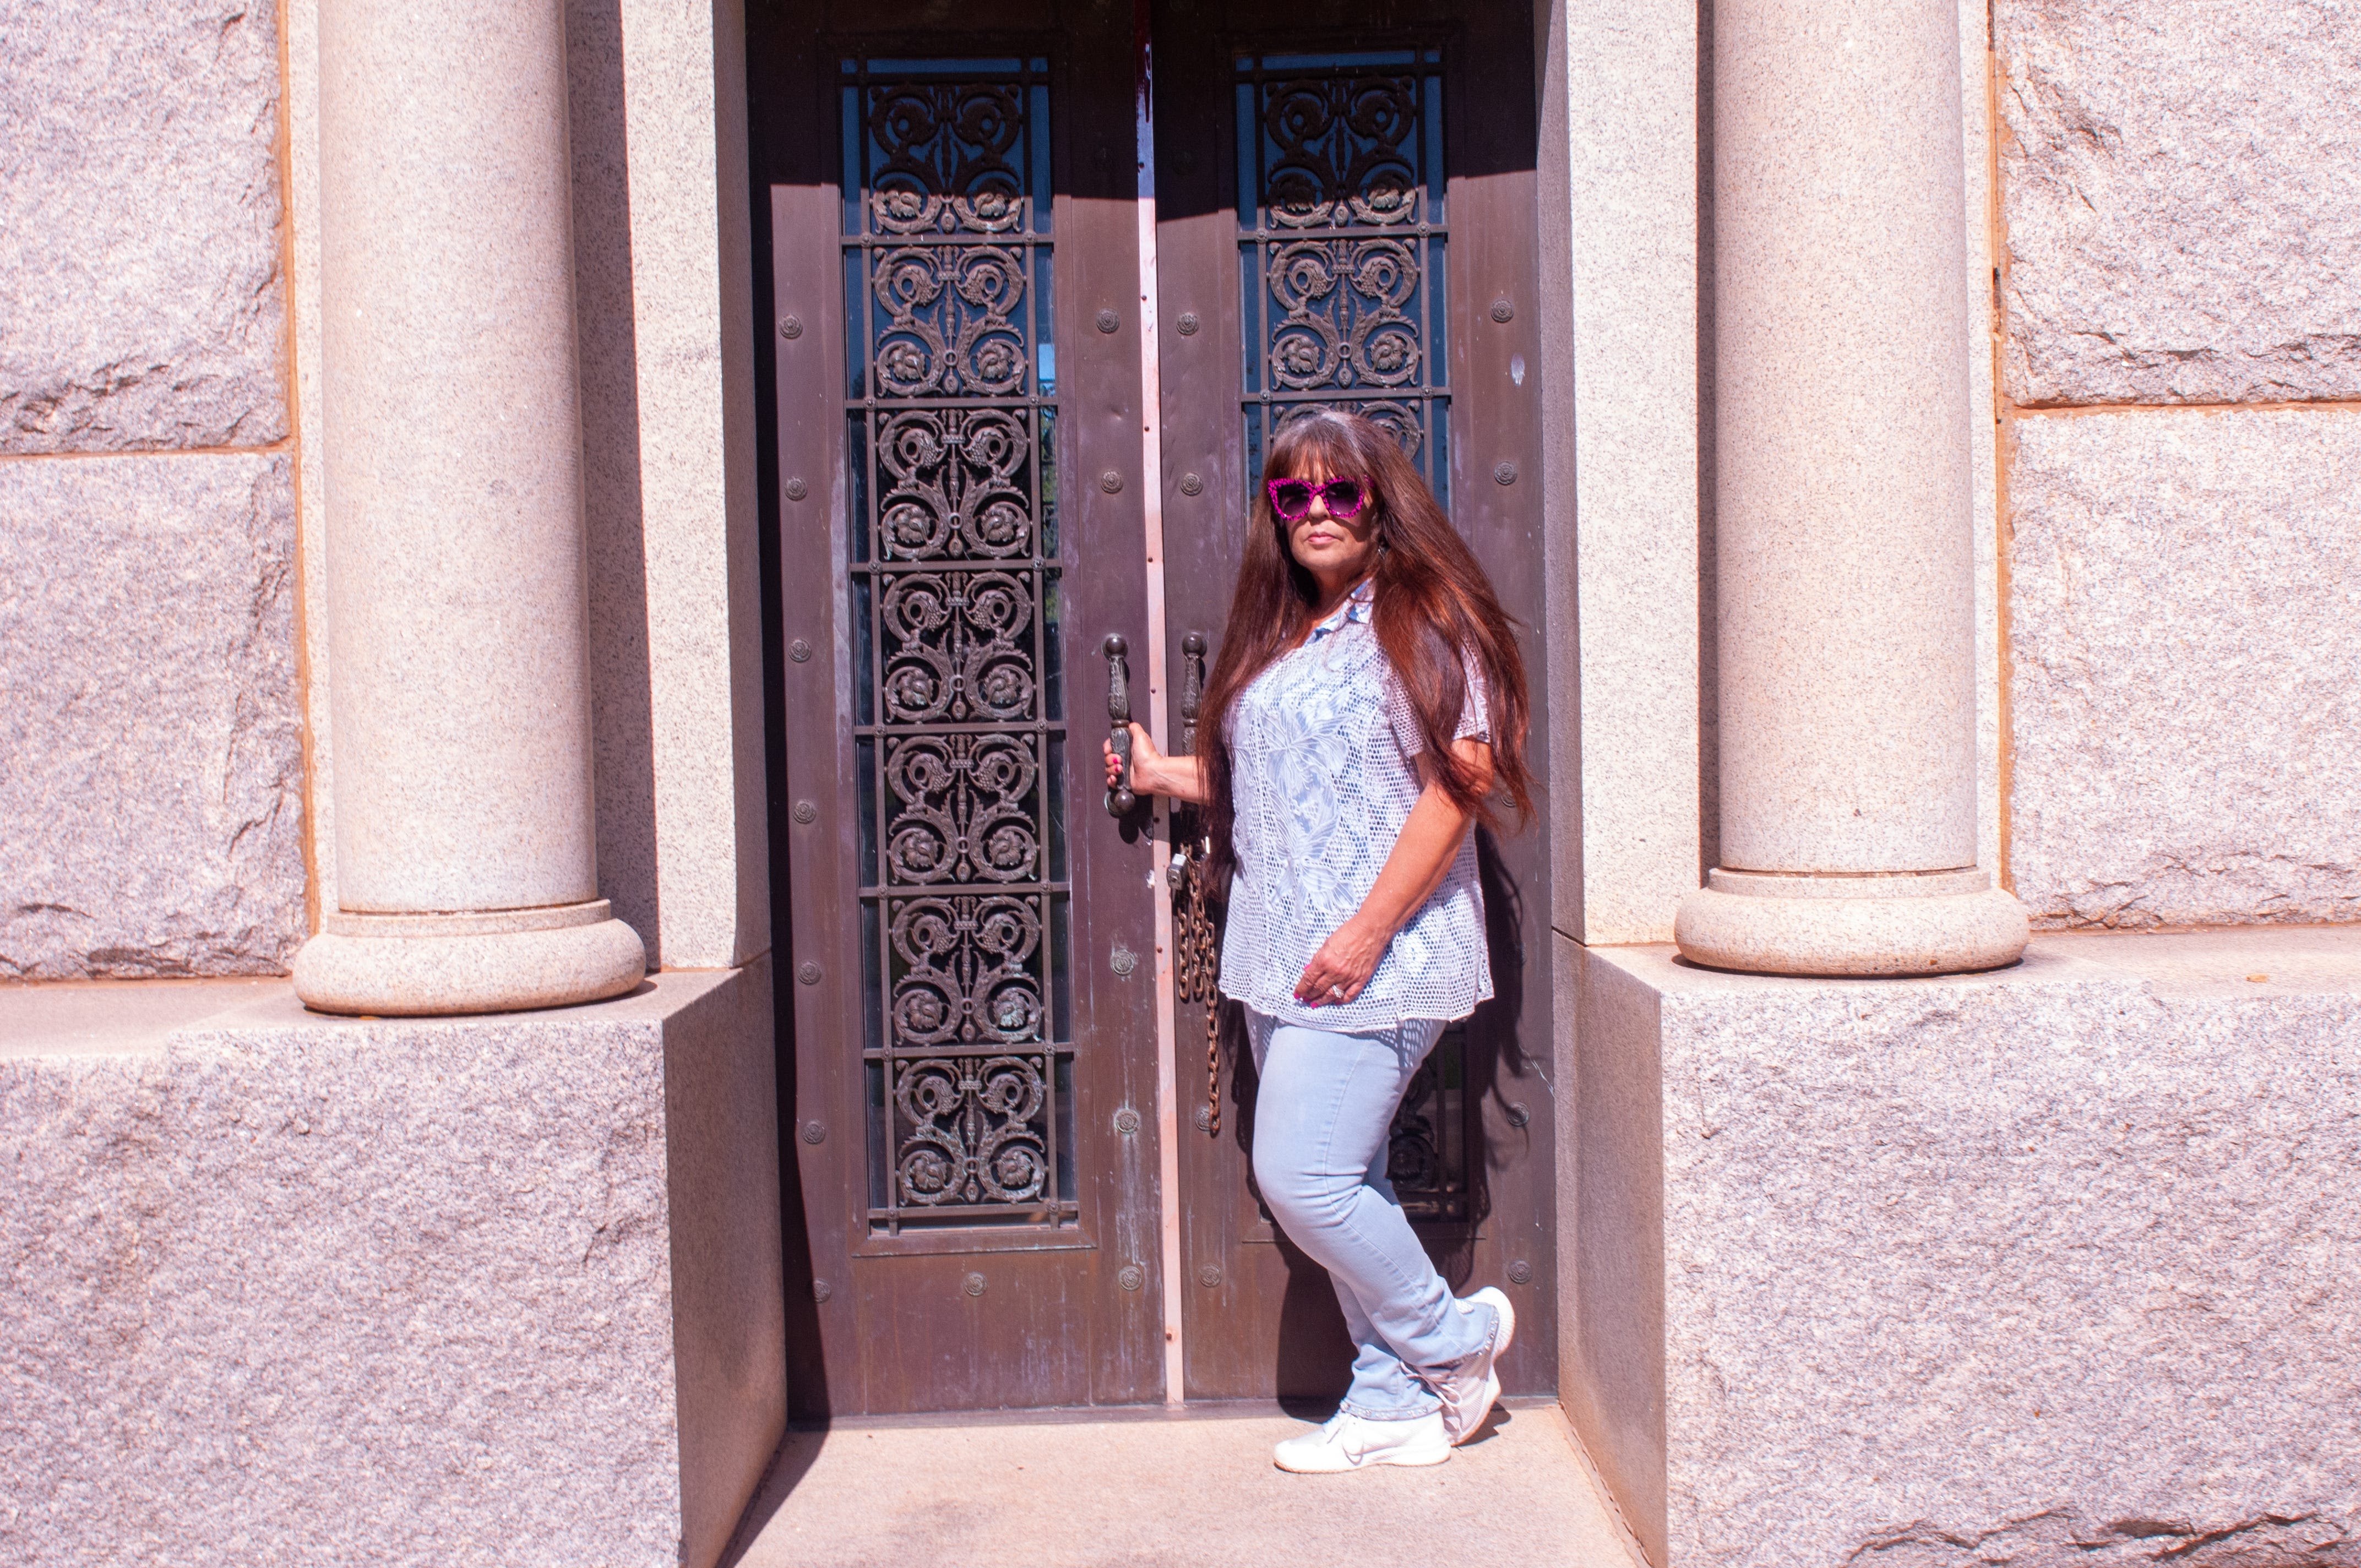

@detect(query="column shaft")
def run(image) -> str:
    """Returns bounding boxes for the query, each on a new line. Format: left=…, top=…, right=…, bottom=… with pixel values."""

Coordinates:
left=1677, top=0, right=2026, bottom=975
left=294, top=0, right=644, bottom=1013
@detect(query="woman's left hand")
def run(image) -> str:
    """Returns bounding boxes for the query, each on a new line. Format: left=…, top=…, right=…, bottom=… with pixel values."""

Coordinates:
left=1294, top=916, right=1389, bottom=1008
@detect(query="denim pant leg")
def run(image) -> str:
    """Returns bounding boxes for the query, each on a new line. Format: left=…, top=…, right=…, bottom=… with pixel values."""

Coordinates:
left=1249, top=1010, right=1492, bottom=1421
left=1328, top=1148, right=1435, bottom=1418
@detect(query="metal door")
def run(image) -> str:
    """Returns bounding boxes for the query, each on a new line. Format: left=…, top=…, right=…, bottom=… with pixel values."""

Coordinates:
left=1147, top=0, right=1558, bottom=1404
left=763, top=7, right=1168, bottom=1416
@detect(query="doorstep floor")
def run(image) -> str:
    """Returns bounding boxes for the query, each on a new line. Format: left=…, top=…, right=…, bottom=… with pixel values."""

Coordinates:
left=723, top=1400, right=1646, bottom=1568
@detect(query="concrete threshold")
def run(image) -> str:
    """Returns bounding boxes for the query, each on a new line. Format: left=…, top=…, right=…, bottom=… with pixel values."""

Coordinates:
left=723, top=1399, right=1647, bottom=1568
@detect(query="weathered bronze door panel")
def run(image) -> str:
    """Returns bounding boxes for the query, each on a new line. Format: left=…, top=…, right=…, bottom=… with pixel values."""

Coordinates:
left=1149, top=0, right=1558, bottom=1404
left=763, top=6, right=1167, bottom=1417
left=758, top=0, right=1554, bottom=1417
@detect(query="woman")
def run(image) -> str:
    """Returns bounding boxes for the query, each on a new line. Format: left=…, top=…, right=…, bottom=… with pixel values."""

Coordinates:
left=1105, top=408, right=1534, bottom=1472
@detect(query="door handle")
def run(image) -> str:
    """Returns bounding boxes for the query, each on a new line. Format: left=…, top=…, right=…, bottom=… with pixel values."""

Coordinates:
left=1102, top=634, right=1135, bottom=815
left=1178, top=631, right=1207, bottom=757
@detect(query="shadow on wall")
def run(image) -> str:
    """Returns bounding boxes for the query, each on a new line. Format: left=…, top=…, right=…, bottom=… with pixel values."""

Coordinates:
left=565, top=0, right=663, bottom=965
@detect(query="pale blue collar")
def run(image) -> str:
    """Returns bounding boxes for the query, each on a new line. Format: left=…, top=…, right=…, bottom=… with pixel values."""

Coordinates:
left=1305, top=579, right=1375, bottom=643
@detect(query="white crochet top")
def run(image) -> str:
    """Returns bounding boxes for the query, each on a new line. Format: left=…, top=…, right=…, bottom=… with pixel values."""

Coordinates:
left=1217, top=580, right=1492, bottom=1030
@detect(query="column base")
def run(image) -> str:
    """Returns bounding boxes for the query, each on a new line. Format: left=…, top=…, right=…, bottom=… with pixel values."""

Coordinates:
left=1673, top=868, right=2029, bottom=977
left=291, top=899, right=647, bottom=1015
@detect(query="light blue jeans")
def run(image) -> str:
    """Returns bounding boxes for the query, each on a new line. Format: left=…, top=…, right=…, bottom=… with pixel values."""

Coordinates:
left=1248, top=1009, right=1497, bottom=1421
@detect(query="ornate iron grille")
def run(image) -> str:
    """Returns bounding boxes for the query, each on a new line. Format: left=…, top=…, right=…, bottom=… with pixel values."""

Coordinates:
left=1388, top=1024, right=1469, bottom=1221
left=1235, top=48, right=1450, bottom=507
left=1231, top=47, right=1470, bottom=1226
left=841, top=57, right=1077, bottom=1233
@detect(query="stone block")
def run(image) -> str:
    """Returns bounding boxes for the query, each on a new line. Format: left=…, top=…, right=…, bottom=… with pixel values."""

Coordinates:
left=1555, top=0, right=1702, bottom=944
left=0, top=0, right=290, bottom=451
left=1565, top=931, right=2361, bottom=1568
left=0, top=453, right=307, bottom=978
left=1996, top=0, right=2361, bottom=405
left=0, top=965, right=785, bottom=1568
left=2008, top=410, right=2361, bottom=929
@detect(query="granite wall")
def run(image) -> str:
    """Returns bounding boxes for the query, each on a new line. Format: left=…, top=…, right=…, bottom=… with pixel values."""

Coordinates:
left=0, top=0, right=307, bottom=976
left=1997, top=0, right=2361, bottom=927
left=2009, top=412, right=2361, bottom=928
left=0, top=967, right=787, bottom=1568
left=1569, top=935, right=2361, bottom=1568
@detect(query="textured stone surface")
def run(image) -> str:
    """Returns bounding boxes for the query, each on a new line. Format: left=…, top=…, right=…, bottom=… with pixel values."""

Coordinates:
left=318, top=0, right=600, bottom=922
left=1711, top=0, right=1979, bottom=874
left=1571, top=932, right=2361, bottom=1568
left=1554, top=0, right=1702, bottom=943
left=0, top=0, right=290, bottom=451
left=1675, top=870, right=2026, bottom=977
left=2009, top=410, right=2361, bottom=928
left=291, top=900, right=647, bottom=1016
left=568, top=0, right=769, bottom=971
left=0, top=967, right=784, bottom=1568
left=728, top=1403, right=1644, bottom=1568
left=285, top=0, right=339, bottom=921
left=0, top=453, right=306, bottom=978
left=1996, top=0, right=2361, bottom=405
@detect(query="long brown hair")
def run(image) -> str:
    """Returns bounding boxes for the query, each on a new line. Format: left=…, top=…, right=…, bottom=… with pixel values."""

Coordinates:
left=1198, top=409, right=1533, bottom=875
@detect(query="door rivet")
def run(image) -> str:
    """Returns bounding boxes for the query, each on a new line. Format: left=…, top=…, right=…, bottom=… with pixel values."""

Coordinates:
left=785, top=477, right=808, bottom=501
left=1118, top=1264, right=1144, bottom=1292
left=1505, top=1101, right=1531, bottom=1128
left=1100, top=470, right=1124, bottom=494
left=1508, top=1260, right=1535, bottom=1286
left=812, top=1278, right=832, bottom=1303
left=797, top=962, right=822, bottom=986
left=793, top=800, right=818, bottom=824
left=1489, top=298, right=1514, bottom=323
left=964, top=1272, right=988, bottom=1297
left=1096, top=308, right=1121, bottom=334
left=801, top=1119, right=826, bottom=1145
left=1493, top=461, right=1519, bottom=486
left=780, top=315, right=804, bottom=339
left=1113, top=1106, right=1142, bottom=1135
left=1193, top=1106, right=1214, bottom=1133
left=1110, top=944, right=1138, bottom=976
left=1179, top=473, right=1204, bottom=496
left=789, top=639, right=813, bottom=663
left=1197, top=1265, right=1223, bottom=1289
left=1177, top=312, right=1200, bottom=336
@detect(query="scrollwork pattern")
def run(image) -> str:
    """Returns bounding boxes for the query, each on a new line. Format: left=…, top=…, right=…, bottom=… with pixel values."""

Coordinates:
left=1266, top=238, right=1422, bottom=394
left=874, top=409, right=1035, bottom=560
left=1385, top=1042, right=1466, bottom=1222
left=847, top=63, right=1068, bottom=1228
left=864, top=83, right=1027, bottom=236
left=884, top=733, right=1040, bottom=886
left=869, top=245, right=1030, bottom=398
left=877, top=569, right=1037, bottom=725
left=888, top=893, right=1045, bottom=1047
left=895, top=1053, right=1051, bottom=1205
left=1260, top=75, right=1419, bottom=230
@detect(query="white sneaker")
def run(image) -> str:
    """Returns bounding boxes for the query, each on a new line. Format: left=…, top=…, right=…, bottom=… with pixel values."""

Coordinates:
left=1271, top=1410, right=1452, bottom=1473
left=1440, top=1286, right=1517, bottom=1445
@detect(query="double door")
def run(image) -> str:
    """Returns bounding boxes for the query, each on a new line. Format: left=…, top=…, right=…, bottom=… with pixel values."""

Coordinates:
left=759, top=0, right=1552, bottom=1418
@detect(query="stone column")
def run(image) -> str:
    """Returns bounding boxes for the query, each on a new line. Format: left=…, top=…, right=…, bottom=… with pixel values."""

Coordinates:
left=292, top=0, right=645, bottom=1014
left=1674, top=0, right=2027, bottom=975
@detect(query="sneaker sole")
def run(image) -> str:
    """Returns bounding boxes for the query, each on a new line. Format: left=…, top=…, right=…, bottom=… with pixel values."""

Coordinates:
left=1274, top=1444, right=1453, bottom=1474
left=1449, top=1287, right=1519, bottom=1445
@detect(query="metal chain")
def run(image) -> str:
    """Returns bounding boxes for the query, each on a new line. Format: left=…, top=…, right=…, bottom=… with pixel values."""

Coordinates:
left=1171, top=832, right=1223, bottom=1134
left=1167, top=631, right=1225, bottom=1135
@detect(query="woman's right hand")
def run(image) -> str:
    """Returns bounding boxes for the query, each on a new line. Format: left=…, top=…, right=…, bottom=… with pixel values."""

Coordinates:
left=1104, top=722, right=1165, bottom=796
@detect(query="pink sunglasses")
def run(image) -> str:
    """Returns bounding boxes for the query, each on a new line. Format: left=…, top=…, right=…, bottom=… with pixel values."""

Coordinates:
left=1266, top=476, right=1370, bottom=521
